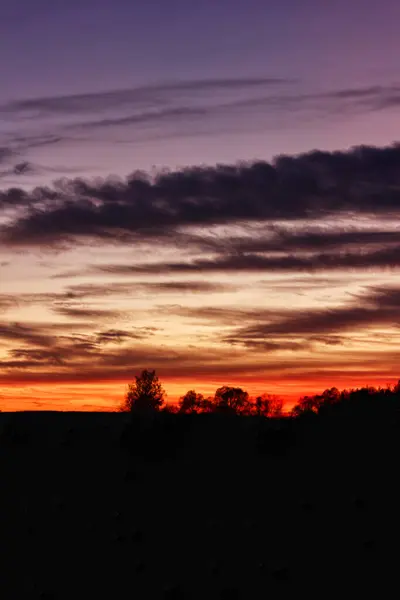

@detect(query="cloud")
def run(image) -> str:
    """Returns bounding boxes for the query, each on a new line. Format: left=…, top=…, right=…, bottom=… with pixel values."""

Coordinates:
left=0, top=321, right=96, bottom=349
left=2, top=286, right=400, bottom=386
left=89, top=245, right=400, bottom=277
left=69, top=222, right=400, bottom=280
left=222, top=286, right=400, bottom=348
left=0, top=322, right=57, bottom=348
left=8, top=134, right=64, bottom=151
left=12, top=161, right=36, bottom=175
left=224, top=83, right=400, bottom=110
left=3, top=79, right=399, bottom=181
left=62, top=82, right=400, bottom=134
left=50, top=305, right=125, bottom=321
left=257, top=275, right=362, bottom=291
left=0, top=147, right=14, bottom=164
left=3, top=80, right=398, bottom=130
left=0, top=161, right=38, bottom=179
left=0, top=77, right=295, bottom=169
left=0, top=320, right=259, bottom=384
left=1, top=77, right=291, bottom=117
left=160, top=305, right=264, bottom=326
left=34, top=82, right=400, bottom=145
left=0, top=154, right=99, bottom=183
left=95, top=328, right=157, bottom=344
left=312, top=83, right=400, bottom=113
left=2, top=141, right=400, bottom=397
left=226, top=339, right=310, bottom=352
left=74, top=106, right=209, bottom=130
left=0, top=296, right=19, bottom=311
left=1, top=143, right=400, bottom=247
left=144, top=281, right=233, bottom=293
left=0, top=319, right=161, bottom=376
left=220, top=227, right=400, bottom=253
left=0, top=136, right=66, bottom=174
left=1, top=326, right=324, bottom=384
left=10, top=348, right=66, bottom=366
left=2, top=340, right=398, bottom=386
left=0, top=280, right=233, bottom=315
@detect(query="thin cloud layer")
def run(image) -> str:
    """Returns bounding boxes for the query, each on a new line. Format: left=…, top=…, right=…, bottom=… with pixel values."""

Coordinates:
left=2, top=81, right=399, bottom=131
left=0, top=280, right=234, bottom=315
left=2, top=285, right=400, bottom=387
left=89, top=246, right=400, bottom=276
left=67, top=83, right=400, bottom=133
left=1, top=77, right=291, bottom=116
left=1, top=79, right=400, bottom=188
left=223, top=286, right=400, bottom=348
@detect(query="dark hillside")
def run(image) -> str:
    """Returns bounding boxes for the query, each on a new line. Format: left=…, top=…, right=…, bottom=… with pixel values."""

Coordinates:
left=0, top=411, right=398, bottom=598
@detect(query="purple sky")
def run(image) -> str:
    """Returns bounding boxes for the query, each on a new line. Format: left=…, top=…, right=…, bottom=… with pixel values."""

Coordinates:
left=1, top=0, right=400, bottom=183
left=1, top=0, right=399, bottom=94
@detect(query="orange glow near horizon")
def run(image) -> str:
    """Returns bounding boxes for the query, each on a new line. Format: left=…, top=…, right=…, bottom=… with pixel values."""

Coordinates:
left=2, top=374, right=400, bottom=413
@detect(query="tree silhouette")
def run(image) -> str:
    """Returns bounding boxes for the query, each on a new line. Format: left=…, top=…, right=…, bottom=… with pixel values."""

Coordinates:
left=289, top=383, right=400, bottom=420
left=291, top=394, right=322, bottom=417
left=198, top=397, right=215, bottom=413
left=253, top=393, right=283, bottom=417
left=392, top=380, right=400, bottom=395
left=119, top=369, right=165, bottom=414
left=161, top=403, right=179, bottom=414
left=178, top=390, right=205, bottom=414
left=213, top=386, right=249, bottom=414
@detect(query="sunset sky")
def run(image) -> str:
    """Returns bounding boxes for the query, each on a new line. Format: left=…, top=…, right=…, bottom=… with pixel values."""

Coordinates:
left=1, top=0, right=400, bottom=411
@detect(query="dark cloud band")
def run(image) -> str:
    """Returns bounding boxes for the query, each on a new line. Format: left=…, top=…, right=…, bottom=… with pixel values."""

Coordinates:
left=1, top=143, right=400, bottom=248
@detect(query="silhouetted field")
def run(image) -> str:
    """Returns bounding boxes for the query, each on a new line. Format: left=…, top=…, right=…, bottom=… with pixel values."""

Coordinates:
left=0, top=410, right=399, bottom=598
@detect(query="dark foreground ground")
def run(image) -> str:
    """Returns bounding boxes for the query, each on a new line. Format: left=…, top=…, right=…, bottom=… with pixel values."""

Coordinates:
left=0, top=411, right=399, bottom=598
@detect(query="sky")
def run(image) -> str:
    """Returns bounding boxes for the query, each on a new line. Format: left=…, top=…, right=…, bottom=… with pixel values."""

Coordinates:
left=1, top=0, right=400, bottom=411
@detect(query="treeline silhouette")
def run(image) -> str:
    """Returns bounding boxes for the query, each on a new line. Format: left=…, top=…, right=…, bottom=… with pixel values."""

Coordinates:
left=118, top=369, right=400, bottom=420
left=118, top=369, right=283, bottom=416
left=115, top=370, right=400, bottom=461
